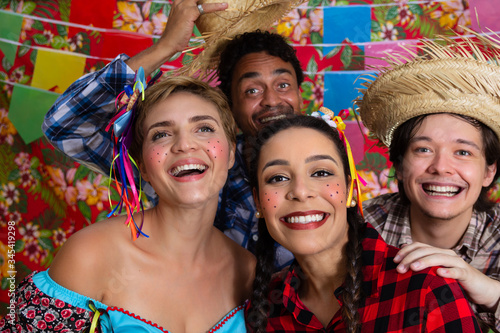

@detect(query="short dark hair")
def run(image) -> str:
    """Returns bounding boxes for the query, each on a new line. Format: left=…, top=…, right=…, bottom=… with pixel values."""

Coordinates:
left=217, top=30, right=304, bottom=106
left=389, top=113, right=500, bottom=212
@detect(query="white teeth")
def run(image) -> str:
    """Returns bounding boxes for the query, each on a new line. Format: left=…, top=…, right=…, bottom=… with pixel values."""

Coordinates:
left=285, top=214, right=325, bottom=224
left=261, top=114, right=286, bottom=124
left=423, top=184, right=460, bottom=196
left=171, top=164, right=207, bottom=176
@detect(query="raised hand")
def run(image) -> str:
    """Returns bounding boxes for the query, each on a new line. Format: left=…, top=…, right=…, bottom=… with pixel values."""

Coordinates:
left=126, top=0, right=228, bottom=75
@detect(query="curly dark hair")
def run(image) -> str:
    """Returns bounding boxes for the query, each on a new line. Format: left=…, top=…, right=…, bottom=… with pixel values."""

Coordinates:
left=246, top=115, right=364, bottom=333
left=390, top=113, right=500, bottom=212
left=217, top=30, right=304, bottom=107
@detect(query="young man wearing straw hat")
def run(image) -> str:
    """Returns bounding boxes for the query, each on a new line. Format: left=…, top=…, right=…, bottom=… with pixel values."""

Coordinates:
left=42, top=0, right=303, bottom=268
left=357, top=32, right=500, bottom=331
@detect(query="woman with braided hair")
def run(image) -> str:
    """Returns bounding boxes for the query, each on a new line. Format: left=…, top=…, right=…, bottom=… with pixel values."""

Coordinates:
left=245, top=114, right=481, bottom=332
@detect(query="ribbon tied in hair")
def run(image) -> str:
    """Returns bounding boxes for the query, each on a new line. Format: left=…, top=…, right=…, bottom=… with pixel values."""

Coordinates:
left=310, top=107, right=365, bottom=217
left=105, top=67, right=161, bottom=240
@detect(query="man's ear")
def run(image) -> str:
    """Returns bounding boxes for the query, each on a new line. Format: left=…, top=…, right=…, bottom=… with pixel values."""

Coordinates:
left=394, top=164, right=403, bottom=182
left=483, top=162, right=498, bottom=187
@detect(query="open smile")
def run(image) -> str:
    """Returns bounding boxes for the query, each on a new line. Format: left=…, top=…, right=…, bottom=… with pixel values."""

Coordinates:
left=254, top=107, right=295, bottom=127
left=280, top=211, right=330, bottom=230
left=422, top=184, right=463, bottom=197
left=169, top=161, right=208, bottom=182
left=259, top=114, right=288, bottom=125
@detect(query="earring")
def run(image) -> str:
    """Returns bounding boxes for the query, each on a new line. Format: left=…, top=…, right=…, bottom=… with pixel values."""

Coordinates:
left=349, top=199, right=357, bottom=208
left=255, top=211, right=262, bottom=218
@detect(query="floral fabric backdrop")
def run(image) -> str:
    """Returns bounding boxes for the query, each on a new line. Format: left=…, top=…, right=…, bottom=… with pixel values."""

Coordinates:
left=1, top=0, right=499, bottom=314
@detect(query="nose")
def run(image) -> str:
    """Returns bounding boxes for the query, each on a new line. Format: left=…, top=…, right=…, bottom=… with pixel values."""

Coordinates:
left=428, top=152, right=454, bottom=175
left=261, top=88, right=282, bottom=107
left=171, top=132, right=198, bottom=153
left=287, top=177, right=316, bottom=202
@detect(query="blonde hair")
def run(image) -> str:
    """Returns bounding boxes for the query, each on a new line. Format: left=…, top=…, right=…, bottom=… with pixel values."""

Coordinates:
left=129, top=75, right=237, bottom=165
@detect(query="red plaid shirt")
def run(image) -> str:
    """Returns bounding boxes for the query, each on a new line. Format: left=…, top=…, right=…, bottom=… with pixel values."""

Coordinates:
left=246, top=223, right=480, bottom=332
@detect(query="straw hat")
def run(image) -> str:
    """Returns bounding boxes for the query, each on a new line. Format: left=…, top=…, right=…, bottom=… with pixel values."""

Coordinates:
left=355, top=27, right=500, bottom=147
left=179, top=0, right=305, bottom=77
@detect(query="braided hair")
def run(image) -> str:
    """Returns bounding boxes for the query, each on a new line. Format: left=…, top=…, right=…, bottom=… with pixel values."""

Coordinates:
left=246, top=115, right=365, bottom=332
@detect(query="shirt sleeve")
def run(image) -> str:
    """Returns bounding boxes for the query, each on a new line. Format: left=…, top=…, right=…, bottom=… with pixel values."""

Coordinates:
left=42, top=53, right=135, bottom=175
left=41, top=54, right=158, bottom=202
left=471, top=295, right=500, bottom=332
left=424, top=274, right=481, bottom=332
left=1, top=272, right=100, bottom=332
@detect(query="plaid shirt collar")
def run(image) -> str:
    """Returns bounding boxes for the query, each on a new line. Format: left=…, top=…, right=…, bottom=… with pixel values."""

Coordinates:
left=279, top=224, right=386, bottom=328
left=372, top=193, right=484, bottom=262
left=460, top=210, right=492, bottom=261
left=280, top=261, right=340, bottom=329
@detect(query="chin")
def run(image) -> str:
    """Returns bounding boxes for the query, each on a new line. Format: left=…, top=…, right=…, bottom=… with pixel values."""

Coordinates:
left=421, top=209, right=460, bottom=221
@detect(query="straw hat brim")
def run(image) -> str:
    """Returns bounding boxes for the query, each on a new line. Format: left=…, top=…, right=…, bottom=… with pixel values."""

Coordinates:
left=179, top=0, right=305, bottom=77
left=356, top=30, right=500, bottom=147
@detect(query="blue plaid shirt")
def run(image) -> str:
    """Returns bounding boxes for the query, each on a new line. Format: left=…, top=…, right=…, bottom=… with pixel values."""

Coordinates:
left=42, top=54, right=293, bottom=269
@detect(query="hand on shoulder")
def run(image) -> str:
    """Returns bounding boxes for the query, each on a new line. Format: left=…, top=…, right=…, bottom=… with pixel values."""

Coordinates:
left=394, top=242, right=500, bottom=310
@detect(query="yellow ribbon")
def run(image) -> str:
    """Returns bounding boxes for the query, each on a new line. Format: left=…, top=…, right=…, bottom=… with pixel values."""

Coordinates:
left=132, top=80, right=145, bottom=101
left=88, top=301, right=104, bottom=333
left=318, top=107, right=364, bottom=217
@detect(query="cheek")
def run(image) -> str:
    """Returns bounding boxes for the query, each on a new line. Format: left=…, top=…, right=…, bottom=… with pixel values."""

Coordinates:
left=322, top=182, right=347, bottom=205
left=259, top=190, right=281, bottom=214
left=205, top=139, right=230, bottom=162
left=143, top=147, right=167, bottom=166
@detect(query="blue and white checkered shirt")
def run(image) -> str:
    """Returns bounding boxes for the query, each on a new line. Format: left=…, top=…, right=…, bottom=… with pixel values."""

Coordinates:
left=42, top=54, right=294, bottom=269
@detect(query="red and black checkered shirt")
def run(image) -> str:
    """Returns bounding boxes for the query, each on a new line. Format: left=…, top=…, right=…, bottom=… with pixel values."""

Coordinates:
left=246, top=223, right=480, bottom=332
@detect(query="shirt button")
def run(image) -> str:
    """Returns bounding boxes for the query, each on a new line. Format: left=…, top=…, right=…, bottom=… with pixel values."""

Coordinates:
left=252, top=234, right=259, bottom=242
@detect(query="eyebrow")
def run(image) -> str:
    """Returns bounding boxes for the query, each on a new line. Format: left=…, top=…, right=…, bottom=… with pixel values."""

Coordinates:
left=237, top=68, right=294, bottom=84
left=261, top=154, right=338, bottom=172
left=456, top=138, right=481, bottom=151
left=305, top=154, right=339, bottom=166
left=146, top=115, right=220, bottom=133
left=410, top=136, right=481, bottom=151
